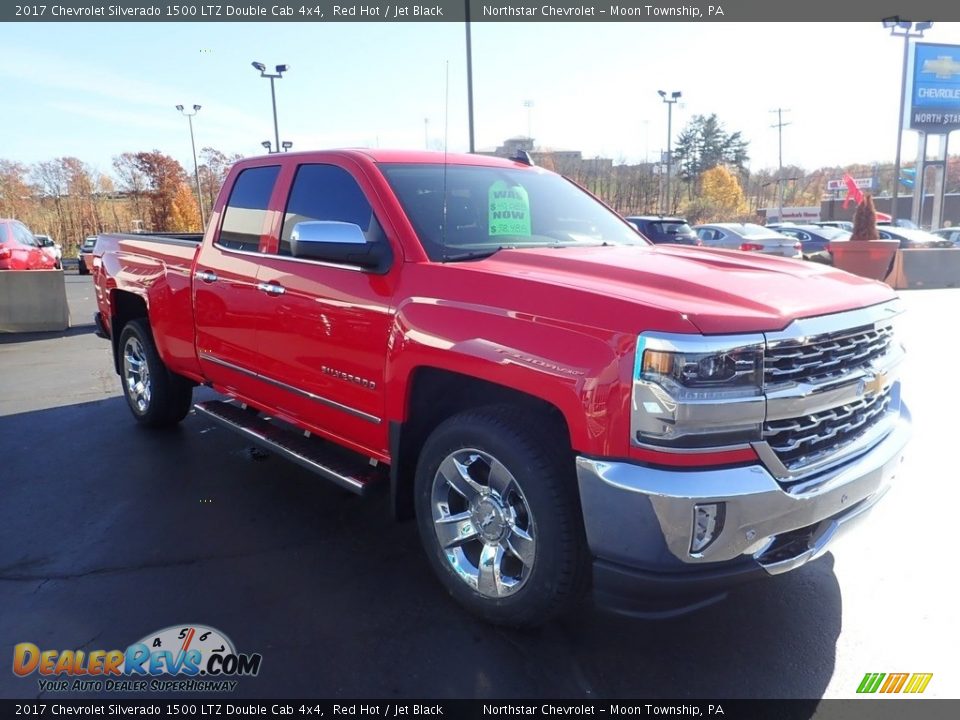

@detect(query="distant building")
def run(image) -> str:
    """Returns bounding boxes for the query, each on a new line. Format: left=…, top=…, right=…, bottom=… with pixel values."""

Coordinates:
left=479, top=136, right=613, bottom=175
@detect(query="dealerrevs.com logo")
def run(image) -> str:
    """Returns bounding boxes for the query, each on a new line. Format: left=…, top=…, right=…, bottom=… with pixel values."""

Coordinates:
left=13, top=624, right=262, bottom=693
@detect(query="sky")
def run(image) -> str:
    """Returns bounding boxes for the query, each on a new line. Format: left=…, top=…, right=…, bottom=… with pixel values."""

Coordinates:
left=1, top=20, right=959, bottom=179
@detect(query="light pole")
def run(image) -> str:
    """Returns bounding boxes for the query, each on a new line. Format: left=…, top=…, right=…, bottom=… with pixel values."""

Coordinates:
left=523, top=99, right=534, bottom=140
left=882, top=17, right=932, bottom=219
left=251, top=61, right=288, bottom=156
left=281, top=141, right=293, bottom=152
left=658, top=90, right=681, bottom=214
left=465, top=1, right=475, bottom=152
left=175, top=104, right=205, bottom=227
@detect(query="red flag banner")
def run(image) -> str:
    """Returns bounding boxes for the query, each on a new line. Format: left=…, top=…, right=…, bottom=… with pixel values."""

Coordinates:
left=843, top=174, right=865, bottom=209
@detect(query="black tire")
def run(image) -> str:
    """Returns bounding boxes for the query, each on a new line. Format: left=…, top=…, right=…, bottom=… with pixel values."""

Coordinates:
left=414, top=406, right=589, bottom=627
left=118, top=319, right=193, bottom=428
left=77, top=259, right=87, bottom=275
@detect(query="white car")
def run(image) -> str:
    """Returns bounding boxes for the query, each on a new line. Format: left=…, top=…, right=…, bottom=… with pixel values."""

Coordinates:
left=34, top=234, right=62, bottom=269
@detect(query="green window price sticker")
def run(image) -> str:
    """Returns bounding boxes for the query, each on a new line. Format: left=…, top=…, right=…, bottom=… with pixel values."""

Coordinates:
left=488, top=181, right=531, bottom=238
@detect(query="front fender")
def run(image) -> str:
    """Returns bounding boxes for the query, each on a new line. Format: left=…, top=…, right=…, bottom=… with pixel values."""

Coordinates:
left=385, top=296, right=636, bottom=457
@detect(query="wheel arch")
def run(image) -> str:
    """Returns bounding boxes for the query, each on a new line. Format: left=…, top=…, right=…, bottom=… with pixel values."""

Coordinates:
left=109, top=289, right=149, bottom=374
left=389, top=366, right=573, bottom=521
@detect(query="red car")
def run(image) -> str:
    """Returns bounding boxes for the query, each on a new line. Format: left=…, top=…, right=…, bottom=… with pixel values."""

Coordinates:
left=0, top=219, right=57, bottom=270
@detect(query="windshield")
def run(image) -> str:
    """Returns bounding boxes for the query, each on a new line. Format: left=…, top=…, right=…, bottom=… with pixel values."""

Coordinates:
left=379, top=163, right=643, bottom=261
left=83, top=237, right=97, bottom=249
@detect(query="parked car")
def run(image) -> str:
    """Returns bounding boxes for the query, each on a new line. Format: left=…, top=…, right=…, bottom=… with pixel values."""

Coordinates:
left=877, top=226, right=954, bottom=248
left=776, top=224, right=851, bottom=263
left=814, top=221, right=854, bottom=232
left=930, top=228, right=960, bottom=247
left=93, top=149, right=909, bottom=626
left=0, top=219, right=57, bottom=270
left=879, top=218, right=920, bottom=229
left=34, top=234, right=62, bottom=269
left=624, top=215, right=700, bottom=245
left=78, top=236, right=97, bottom=274
left=694, top=222, right=802, bottom=258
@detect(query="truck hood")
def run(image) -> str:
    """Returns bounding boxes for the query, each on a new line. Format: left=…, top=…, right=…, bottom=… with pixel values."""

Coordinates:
left=471, top=244, right=897, bottom=334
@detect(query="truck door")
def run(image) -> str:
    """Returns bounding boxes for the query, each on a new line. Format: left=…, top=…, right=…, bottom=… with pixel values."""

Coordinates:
left=253, top=162, right=398, bottom=457
left=193, top=164, right=281, bottom=400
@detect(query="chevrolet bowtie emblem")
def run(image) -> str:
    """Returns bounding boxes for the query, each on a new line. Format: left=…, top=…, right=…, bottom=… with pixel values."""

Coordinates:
left=921, top=55, right=960, bottom=80
left=862, top=370, right=889, bottom=397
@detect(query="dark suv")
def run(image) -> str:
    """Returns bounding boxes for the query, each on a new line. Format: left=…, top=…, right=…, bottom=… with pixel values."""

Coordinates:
left=625, top=216, right=700, bottom=245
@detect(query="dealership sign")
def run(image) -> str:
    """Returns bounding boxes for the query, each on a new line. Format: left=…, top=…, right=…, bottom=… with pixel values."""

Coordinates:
left=826, top=178, right=874, bottom=191
left=908, top=42, right=960, bottom=133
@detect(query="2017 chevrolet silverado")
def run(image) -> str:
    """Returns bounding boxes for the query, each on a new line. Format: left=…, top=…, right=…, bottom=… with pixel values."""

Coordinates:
left=93, top=150, right=910, bottom=626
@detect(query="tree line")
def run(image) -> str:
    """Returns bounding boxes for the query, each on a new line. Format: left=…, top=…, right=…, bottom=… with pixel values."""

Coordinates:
left=0, top=148, right=240, bottom=254
left=4, top=116, right=960, bottom=252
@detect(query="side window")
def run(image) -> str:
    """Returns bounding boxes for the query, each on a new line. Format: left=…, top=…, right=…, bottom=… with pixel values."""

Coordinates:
left=218, top=165, right=280, bottom=252
left=13, top=223, right=37, bottom=247
left=278, top=164, right=381, bottom=257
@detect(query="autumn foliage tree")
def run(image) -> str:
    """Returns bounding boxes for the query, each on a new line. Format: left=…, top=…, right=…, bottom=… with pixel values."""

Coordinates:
left=126, top=151, right=189, bottom=230
left=681, top=165, right=749, bottom=223
left=168, top=182, right=202, bottom=232
left=198, top=147, right=243, bottom=210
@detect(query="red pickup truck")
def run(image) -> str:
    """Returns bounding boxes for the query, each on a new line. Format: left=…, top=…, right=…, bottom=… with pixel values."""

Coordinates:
left=92, top=150, right=910, bottom=626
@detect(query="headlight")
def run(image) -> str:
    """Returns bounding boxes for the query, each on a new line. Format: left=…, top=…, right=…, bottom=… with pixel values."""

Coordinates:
left=640, top=347, right=763, bottom=389
left=632, top=333, right=765, bottom=449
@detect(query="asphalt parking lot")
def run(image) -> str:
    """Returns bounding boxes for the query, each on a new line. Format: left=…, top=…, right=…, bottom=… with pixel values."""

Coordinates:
left=0, top=271, right=956, bottom=700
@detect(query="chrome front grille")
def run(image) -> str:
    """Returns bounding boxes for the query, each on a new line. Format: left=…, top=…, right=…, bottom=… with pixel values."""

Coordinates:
left=765, top=324, right=894, bottom=386
left=763, top=386, right=893, bottom=472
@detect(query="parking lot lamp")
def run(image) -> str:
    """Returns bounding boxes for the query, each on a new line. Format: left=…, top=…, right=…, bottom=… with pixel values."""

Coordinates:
left=883, top=18, right=932, bottom=217
left=175, top=104, right=205, bottom=227
left=251, top=62, right=288, bottom=156
left=658, top=90, right=681, bottom=213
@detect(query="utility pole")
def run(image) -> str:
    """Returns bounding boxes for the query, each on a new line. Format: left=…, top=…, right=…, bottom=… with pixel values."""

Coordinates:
left=770, top=108, right=791, bottom=220
left=465, top=1, right=475, bottom=153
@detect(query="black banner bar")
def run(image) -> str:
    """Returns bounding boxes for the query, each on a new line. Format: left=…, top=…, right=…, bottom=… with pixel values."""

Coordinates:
left=4, top=0, right=960, bottom=23
left=2, top=700, right=960, bottom=719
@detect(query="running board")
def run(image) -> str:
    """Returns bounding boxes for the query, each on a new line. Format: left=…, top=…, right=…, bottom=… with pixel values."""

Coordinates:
left=193, top=400, right=386, bottom=495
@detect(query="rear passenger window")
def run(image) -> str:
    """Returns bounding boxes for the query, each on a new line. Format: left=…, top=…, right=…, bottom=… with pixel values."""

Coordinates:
left=219, top=166, right=280, bottom=252
left=277, top=164, right=382, bottom=257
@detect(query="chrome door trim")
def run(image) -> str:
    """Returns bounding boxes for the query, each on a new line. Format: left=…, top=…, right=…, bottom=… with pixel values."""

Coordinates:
left=211, top=242, right=366, bottom=272
left=199, top=352, right=381, bottom=425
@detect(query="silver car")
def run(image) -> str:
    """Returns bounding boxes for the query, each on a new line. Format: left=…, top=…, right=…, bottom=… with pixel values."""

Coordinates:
left=694, top=223, right=802, bottom=259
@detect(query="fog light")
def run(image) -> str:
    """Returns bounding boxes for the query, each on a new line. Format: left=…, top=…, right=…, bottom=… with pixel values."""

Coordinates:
left=691, top=503, right=725, bottom=554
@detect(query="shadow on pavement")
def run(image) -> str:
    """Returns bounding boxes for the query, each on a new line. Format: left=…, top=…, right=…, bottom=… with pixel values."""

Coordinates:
left=0, top=325, right=95, bottom=345
left=0, top=397, right=840, bottom=704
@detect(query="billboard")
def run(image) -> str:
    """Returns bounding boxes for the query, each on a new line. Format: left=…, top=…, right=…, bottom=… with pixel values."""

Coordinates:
left=826, top=178, right=874, bottom=191
left=908, top=42, right=960, bottom=133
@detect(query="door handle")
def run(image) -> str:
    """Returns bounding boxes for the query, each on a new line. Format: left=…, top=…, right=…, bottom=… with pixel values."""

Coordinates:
left=195, top=270, right=218, bottom=283
left=257, top=282, right=286, bottom=296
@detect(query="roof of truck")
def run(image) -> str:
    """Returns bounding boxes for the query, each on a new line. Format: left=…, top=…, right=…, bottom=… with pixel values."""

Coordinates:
left=247, top=148, right=539, bottom=169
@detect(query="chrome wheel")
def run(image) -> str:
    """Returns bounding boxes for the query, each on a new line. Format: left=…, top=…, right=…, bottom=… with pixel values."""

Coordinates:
left=431, top=449, right=536, bottom=598
left=123, top=336, right=151, bottom=414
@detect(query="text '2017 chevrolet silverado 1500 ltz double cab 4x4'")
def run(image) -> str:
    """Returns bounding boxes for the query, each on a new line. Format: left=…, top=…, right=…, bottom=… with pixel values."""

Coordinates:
left=92, top=150, right=909, bottom=626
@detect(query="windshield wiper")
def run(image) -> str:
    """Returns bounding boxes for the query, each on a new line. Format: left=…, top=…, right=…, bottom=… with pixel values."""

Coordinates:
left=441, top=246, right=507, bottom=262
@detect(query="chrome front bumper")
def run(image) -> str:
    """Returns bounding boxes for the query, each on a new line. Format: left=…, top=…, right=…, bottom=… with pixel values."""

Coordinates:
left=576, top=402, right=910, bottom=579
